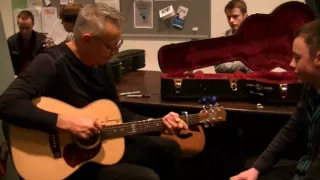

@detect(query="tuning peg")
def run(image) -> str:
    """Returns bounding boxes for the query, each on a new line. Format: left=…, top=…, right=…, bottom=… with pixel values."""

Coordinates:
left=199, top=97, right=207, bottom=104
left=202, top=105, right=207, bottom=111
left=208, top=104, right=213, bottom=111
left=207, top=96, right=217, bottom=104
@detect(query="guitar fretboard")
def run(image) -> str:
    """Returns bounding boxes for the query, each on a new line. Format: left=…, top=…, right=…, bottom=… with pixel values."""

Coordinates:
left=100, top=114, right=201, bottom=140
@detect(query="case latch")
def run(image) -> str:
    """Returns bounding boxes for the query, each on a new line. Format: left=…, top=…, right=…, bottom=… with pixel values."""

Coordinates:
left=174, top=79, right=182, bottom=93
left=279, top=84, right=288, bottom=98
left=230, top=79, right=238, bottom=91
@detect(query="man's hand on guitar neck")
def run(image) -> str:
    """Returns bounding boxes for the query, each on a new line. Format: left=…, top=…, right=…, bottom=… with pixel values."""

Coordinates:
left=55, top=112, right=188, bottom=139
left=162, top=112, right=188, bottom=134
left=56, top=115, right=103, bottom=139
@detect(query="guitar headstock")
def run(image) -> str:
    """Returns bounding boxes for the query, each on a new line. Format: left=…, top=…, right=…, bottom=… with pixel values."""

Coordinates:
left=42, top=37, right=56, bottom=48
left=197, top=96, right=227, bottom=128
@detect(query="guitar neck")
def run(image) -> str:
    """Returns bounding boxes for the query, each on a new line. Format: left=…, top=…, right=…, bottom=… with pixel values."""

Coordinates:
left=100, top=114, right=201, bottom=140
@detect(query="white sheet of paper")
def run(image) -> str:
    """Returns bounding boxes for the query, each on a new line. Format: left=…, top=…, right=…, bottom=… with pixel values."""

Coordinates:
left=27, top=0, right=42, bottom=7
left=134, top=0, right=153, bottom=29
left=13, top=7, right=42, bottom=33
left=47, top=19, right=69, bottom=44
left=41, top=7, right=58, bottom=34
left=44, top=0, right=51, bottom=6
left=96, top=0, right=120, bottom=11
left=60, top=0, right=68, bottom=5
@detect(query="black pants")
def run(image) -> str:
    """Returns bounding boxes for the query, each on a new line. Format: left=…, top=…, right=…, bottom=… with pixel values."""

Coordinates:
left=258, top=160, right=297, bottom=180
left=66, top=135, right=181, bottom=180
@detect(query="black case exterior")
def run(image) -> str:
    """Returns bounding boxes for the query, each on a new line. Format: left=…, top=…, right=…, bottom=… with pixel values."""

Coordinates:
left=109, top=49, right=145, bottom=82
left=161, top=78, right=303, bottom=104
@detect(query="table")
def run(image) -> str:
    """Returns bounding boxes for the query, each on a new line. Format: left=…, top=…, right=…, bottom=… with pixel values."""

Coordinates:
left=116, top=70, right=296, bottom=116
left=116, top=70, right=300, bottom=180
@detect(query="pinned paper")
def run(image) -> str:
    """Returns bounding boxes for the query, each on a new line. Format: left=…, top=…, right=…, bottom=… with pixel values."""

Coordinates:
left=44, top=0, right=51, bottom=6
left=60, top=0, right=68, bottom=5
left=173, top=5, right=189, bottom=29
left=41, top=7, right=58, bottom=34
left=134, top=0, right=153, bottom=29
left=159, top=5, right=175, bottom=20
left=27, top=0, right=42, bottom=7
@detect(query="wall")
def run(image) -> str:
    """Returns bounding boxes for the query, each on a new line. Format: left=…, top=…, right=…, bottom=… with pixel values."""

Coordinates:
left=0, top=0, right=306, bottom=72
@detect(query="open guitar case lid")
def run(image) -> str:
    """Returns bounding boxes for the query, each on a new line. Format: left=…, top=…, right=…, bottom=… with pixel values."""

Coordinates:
left=158, top=1, right=316, bottom=104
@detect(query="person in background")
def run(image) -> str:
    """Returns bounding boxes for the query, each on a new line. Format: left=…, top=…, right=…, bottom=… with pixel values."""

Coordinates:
left=215, top=0, right=251, bottom=73
left=59, top=3, right=83, bottom=42
left=0, top=3, right=187, bottom=180
left=230, top=19, right=320, bottom=180
left=7, top=10, right=46, bottom=75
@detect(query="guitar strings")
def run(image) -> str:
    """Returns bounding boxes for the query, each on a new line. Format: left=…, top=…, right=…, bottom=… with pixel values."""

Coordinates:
left=100, top=114, right=201, bottom=132
left=99, top=116, right=205, bottom=138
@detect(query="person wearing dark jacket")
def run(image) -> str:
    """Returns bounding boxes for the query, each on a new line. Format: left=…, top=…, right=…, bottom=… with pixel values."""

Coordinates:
left=0, top=3, right=187, bottom=180
left=7, top=10, right=46, bottom=75
left=230, top=19, right=320, bottom=180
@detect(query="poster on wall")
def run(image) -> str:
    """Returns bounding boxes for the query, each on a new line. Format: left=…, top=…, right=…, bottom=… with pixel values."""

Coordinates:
left=41, top=7, right=58, bottom=34
left=60, top=0, right=68, bottom=5
left=27, top=0, right=42, bottom=7
left=133, top=0, right=153, bottom=29
left=172, top=5, right=189, bottom=29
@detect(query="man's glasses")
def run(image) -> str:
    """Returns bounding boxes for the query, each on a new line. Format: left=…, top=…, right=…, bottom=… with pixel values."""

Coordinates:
left=96, top=37, right=123, bottom=54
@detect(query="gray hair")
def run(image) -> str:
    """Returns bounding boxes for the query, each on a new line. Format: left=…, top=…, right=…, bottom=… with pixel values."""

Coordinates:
left=73, top=3, right=123, bottom=39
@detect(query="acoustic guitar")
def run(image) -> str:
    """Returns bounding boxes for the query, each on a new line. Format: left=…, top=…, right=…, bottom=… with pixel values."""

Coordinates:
left=161, top=125, right=206, bottom=159
left=9, top=97, right=226, bottom=180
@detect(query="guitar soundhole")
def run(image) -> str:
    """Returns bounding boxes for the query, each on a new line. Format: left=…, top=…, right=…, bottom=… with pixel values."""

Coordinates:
left=75, top=134, right=100, bottom=148
left=63, top=142, right=101, bottom=168
left=62, top=135, right=101, bottom=167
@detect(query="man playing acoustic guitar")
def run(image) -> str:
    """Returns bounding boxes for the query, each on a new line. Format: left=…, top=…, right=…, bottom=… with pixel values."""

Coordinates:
left=0, top=3, right=188, bottom=180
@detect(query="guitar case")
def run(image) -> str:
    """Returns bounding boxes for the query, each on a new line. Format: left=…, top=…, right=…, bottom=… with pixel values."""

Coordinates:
left=109, top=49, right=146, bottom=83
left=159, top=1, right=316, bottom=104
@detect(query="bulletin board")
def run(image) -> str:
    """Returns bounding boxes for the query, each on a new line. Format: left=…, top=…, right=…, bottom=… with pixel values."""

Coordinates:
left=13, top=0, right=211, bottom=39
left=120, top=0, right=211, bottom=39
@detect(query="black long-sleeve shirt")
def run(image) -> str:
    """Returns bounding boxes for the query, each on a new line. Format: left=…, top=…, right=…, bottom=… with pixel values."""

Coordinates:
left=0, top=43, right=146, bottom=133
left=253, top=86, right=320, bottom=179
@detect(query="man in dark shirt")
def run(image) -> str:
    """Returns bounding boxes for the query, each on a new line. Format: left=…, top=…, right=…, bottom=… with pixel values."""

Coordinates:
left=230, top=19, right=320, bottom=180
left=215, top=0, right=250, bottom=73
left=0, top=3, right=187, bottom=180
left=7, top=10, right=46, bottom=75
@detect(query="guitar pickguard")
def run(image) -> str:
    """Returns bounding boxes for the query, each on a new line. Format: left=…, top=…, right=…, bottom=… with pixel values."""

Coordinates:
left=63, top=143, right=101, bottom=167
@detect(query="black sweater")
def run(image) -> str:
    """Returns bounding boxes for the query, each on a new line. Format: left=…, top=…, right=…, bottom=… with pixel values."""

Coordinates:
left=0, top=44, right=145, bottom=132
left=253, top=86, right=320, bottom=179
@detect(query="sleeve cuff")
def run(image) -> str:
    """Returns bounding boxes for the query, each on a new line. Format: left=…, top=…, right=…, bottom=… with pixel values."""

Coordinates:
left=252, top=157, right=270, bottom=173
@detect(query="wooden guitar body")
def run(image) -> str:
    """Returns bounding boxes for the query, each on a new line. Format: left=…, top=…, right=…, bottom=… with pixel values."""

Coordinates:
left=9, top=97, right=125, bottom=180
left=161, top=126, right=205, bottom=158
left=8, top=97, right=226, bottom=179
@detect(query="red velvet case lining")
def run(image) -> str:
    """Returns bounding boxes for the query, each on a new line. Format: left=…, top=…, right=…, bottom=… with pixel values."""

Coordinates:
left=158, top=1, right=316, bottom=84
